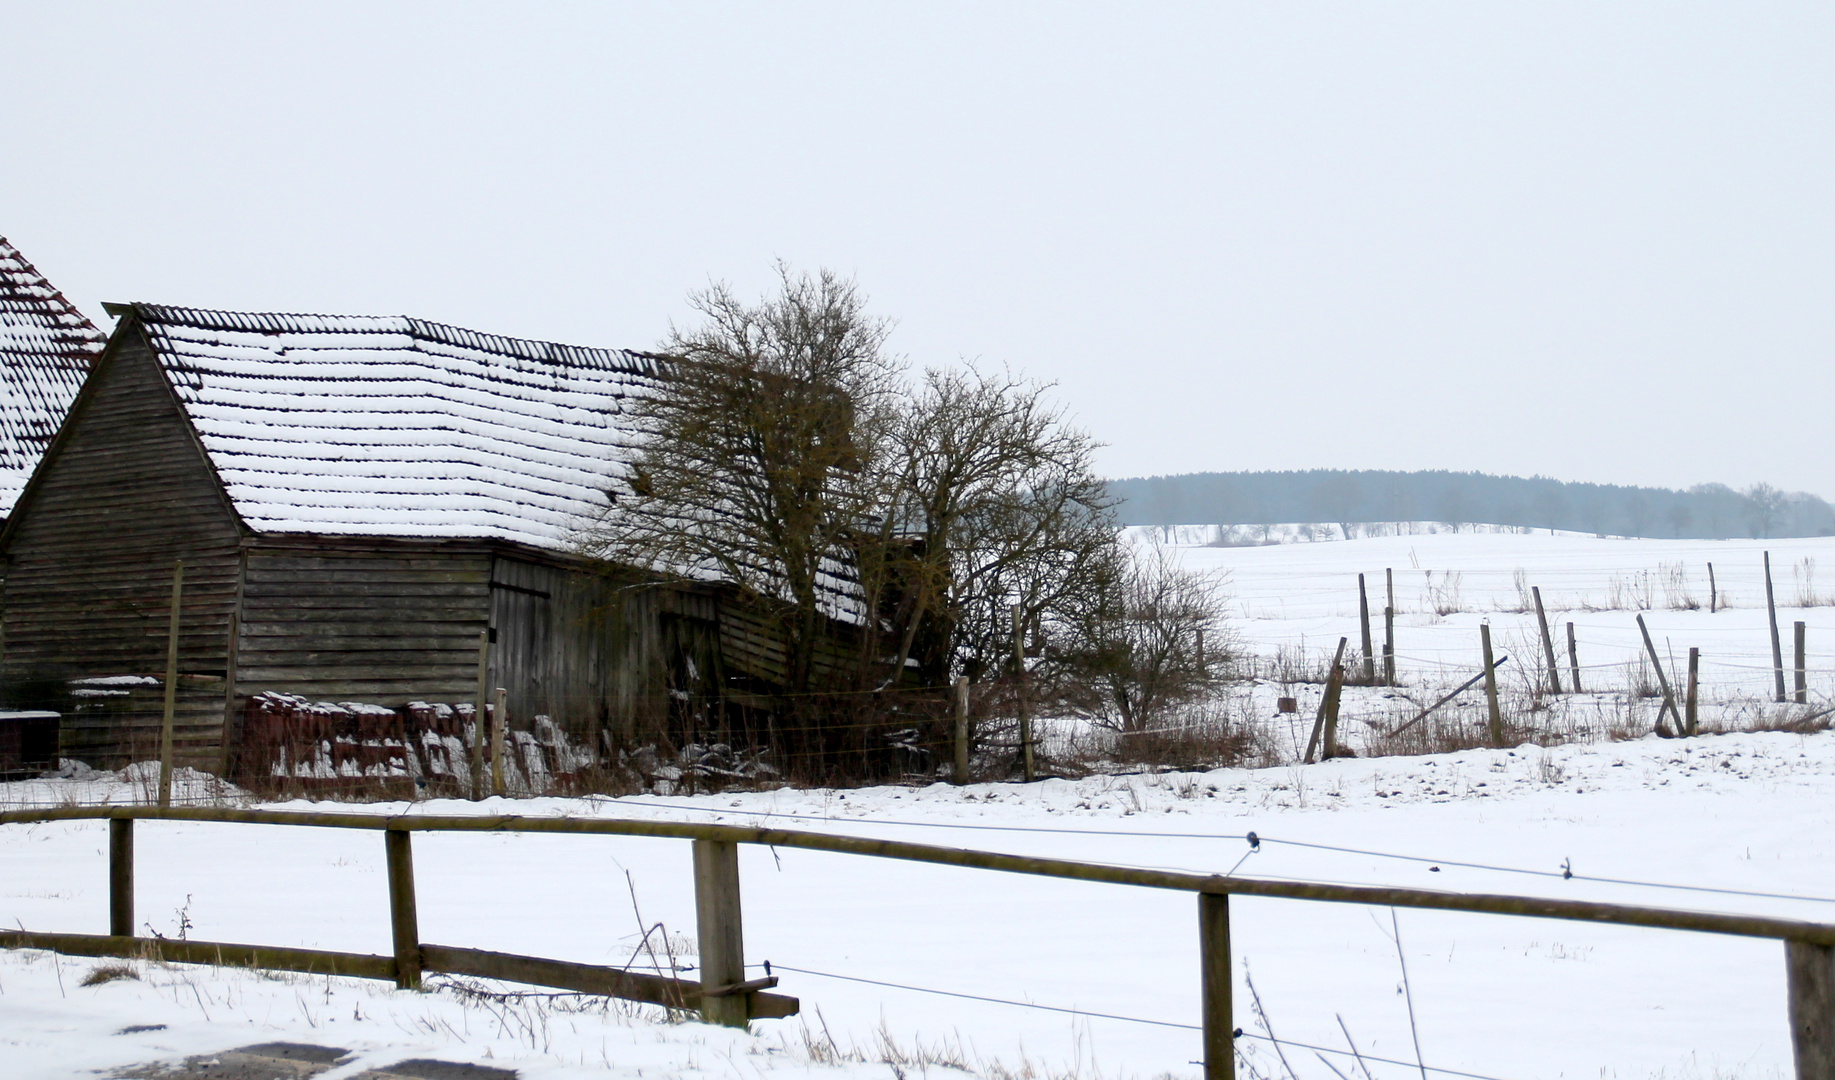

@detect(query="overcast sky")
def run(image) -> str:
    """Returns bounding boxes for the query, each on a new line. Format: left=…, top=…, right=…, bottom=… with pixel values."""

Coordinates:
left=4, top=4, right=1830, bottom=497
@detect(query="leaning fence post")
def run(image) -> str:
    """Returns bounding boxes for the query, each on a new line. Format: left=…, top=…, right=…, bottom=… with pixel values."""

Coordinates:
left=158, top=560, right=184, bottom=809
left=693, top=839, right=749, bottom=1027
left=385, top=826, right=421, bottom=990
left=1358, top=574, right=1376, bottom=684
left=1768, top=552, right=1788, bottom=703
left=952, top=676, right=970, bottom=785
left=109, top=817, right=133, bottom=937
left=1533, top=586, right=1562, bottom=694
left=1636, top=613, right=1682, bottom=736
left=1787, top=939, right=1835, bottom=1078
left=1200, top=891, right=1233, bottom=1080
left=1303, top=637, right=1348, bottom=763
left=1480, top=623, right=1505, bottom=746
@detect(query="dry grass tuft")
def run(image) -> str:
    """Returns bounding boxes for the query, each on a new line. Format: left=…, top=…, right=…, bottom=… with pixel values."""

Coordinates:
left=80, top=962, right=138, bottom=987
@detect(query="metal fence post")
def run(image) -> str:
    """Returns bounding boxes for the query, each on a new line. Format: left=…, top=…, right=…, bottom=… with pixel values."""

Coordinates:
left=1201, top=891, right=1233, bottom=1080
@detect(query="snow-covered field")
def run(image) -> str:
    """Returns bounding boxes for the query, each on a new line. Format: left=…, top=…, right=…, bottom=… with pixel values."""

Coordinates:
left=6, top=530, right=1835, bottom=1079
left=1149, top=528, right=1835, bottom=756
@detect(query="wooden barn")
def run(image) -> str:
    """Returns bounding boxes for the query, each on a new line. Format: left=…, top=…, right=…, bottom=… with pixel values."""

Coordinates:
left=0, top=302, right=858, bottom=776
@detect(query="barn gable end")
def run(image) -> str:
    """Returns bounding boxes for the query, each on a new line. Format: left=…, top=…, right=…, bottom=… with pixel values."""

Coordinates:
left=0, top=318, right=245, bottom=767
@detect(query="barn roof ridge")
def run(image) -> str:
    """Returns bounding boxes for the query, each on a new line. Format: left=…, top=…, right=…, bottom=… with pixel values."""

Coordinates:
left=119, top=302, right=661, bottom=374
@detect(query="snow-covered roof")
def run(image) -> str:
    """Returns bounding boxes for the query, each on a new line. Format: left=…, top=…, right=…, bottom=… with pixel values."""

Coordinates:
left=0, top=237, right=107, bottom=515
left=125, top=304, right=661, bottom=551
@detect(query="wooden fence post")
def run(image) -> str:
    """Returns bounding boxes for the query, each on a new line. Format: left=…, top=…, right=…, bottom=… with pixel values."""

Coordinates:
left=491, top=686, right=508, bottom=797
left=1321, top=661, right=1348, bottom=760
left=109, top=818, right=133, bottom=938
left=1200, top=892, right=1233, bottom=1080
left=1788, top=939, right=1835, bottom=1079
left=1636, top=614, right=1682, bottom=737
left=1707, top=561, right=1717, bottom=615
left=952, top=677, right=970, bottom=785
left=159, top=560, right=184, bottom=809
left=1686, top=648, right=1700, bottom=737
left=471, top=629, right=490, bottom=800
left=1480, top=623, right=1505, bottom=747
left=1358, top=574, right=1376, bottom=684
left=1384, top=568, right=1397, bottom=686
left=385, top=828, right=421, bottom=990
left=1798, top=622, right=1809, bottom=706
left=1304, top=638, right=1348, bottom=763
left=1533, top=586, right=1562, bottom=694
left=1013, top=604, right=1034, bottom=783
left=1768, top=552, right=1788, bottom=703
left=1567, top=621, right=1582, bottom=693
left=693, top=839, right=749, bottom=1027
left=1383, top=605, right=1396, bottom=688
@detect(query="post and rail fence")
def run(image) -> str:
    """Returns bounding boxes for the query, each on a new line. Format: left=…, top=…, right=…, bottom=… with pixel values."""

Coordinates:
left=5, top=806, right=1835, bottom=1078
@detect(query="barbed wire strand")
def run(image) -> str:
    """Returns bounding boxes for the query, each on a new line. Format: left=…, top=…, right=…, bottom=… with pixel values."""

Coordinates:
left=755, top=961, right=1515, bottom=1080
left=605, top=800, right=1835, bottom=906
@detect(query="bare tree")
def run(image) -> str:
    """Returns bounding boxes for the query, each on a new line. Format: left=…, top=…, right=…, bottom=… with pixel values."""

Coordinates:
left=873, top=364, right=1121, bottom=688
left=581, top=265, right=902, bottom=700
left=1064, top=540, right=1229, bottom=733
left=1745, top=482, right=1786, bottom=539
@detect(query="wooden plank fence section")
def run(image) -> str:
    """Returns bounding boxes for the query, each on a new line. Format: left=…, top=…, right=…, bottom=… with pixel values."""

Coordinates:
left=5, top=806, right=1835, bottom=1079
left=0, top=929, right=396, bottom=981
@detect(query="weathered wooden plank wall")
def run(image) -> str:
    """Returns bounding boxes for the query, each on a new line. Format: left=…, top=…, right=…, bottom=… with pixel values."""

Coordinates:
left=235, top=543, right=492, bottom=706
left=0, top=330, right=243, bottom=768
left=489, top=558, right=727, bottom=751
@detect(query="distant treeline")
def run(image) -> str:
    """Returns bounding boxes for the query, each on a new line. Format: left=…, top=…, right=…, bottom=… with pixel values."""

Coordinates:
left=1106, top=470, right=1835, bottom=540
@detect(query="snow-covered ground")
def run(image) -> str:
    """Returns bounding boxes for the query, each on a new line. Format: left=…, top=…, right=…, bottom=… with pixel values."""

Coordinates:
left=7, top=530, right=1835, bottom=1079
left=8, top=728, right=1835, bottom=1079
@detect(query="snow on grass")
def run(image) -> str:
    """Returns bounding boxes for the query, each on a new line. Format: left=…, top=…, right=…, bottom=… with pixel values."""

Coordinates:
left=8, top=727, right=1835, bottom=1079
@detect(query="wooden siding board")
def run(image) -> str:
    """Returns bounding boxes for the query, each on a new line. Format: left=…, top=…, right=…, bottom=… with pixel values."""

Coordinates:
left=233, top=545, right=492, bottom=708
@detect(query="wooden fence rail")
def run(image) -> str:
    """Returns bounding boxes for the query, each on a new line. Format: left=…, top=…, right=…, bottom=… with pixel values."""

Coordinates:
left=3, top=806, right=1834, bottom=1079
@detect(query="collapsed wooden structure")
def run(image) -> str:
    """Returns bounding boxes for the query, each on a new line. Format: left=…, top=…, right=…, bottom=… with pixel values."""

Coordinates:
left=0, top=302, right=865, bottom=775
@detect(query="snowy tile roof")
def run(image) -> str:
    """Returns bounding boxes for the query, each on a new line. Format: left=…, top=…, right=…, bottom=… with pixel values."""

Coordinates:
left=128, top=304, right=661, bottom=551
left=0, top=237, right=106, bottom=515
